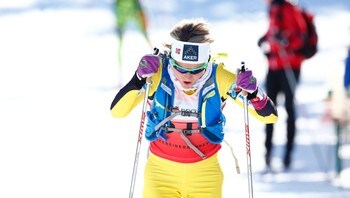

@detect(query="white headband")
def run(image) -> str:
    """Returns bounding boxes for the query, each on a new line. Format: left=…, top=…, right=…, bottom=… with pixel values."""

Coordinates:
left=171, top=40, right=211, bottom=64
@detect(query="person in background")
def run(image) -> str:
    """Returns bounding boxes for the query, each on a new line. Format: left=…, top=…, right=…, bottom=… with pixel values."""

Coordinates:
left=344, top=46, right=350, bottom=96
left=323, top=44, right=350, bottom=177
left=111, top=18, right=278, bottom=197
left=258, top=0, right=308, bottom=171
left=114, top=0, right=151, bottom=84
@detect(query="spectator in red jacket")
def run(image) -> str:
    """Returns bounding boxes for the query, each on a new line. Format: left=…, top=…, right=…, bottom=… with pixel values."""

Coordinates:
left=258, top=0, right=308, bottom=172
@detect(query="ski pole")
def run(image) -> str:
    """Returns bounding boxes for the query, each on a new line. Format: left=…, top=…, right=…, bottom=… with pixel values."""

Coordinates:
left=240, top=61, right=254, bottom=198
left=129, top=77, right=151, bottom=198
left=129, top=48, right=161, bottom=198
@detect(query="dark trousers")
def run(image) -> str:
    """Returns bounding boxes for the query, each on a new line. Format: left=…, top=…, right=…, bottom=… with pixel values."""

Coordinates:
left=265, top=69, right=300, bottom=167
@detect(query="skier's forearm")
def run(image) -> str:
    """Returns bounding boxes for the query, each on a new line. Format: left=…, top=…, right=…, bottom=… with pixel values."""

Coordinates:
left=253, top=99, right=278, bottom=119
left=110, top=72, right=146, bottom=117
left=249, top=87, right=278, bottom=123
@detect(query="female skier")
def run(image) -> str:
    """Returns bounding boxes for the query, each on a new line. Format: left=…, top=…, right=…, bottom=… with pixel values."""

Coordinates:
left=111, top=18, right=278, bottom=198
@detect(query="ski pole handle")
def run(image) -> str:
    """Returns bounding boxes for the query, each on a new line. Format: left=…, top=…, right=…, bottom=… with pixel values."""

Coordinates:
left=153, top=47, right=168, bottom=59
left=235, top=62, right=249, bottom=96
left=153, top=47, right=159, bottom=55
left=240, top=61, right=246, bottom=73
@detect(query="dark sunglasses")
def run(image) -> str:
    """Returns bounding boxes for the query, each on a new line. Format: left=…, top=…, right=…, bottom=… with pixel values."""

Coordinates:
left=169, top=58, right=208, bottom=74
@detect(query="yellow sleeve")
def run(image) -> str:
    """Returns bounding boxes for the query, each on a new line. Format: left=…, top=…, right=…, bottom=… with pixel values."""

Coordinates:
left=110, top=63, right=162, bottom=118
left=215, top=62, right=237, bottom=100
left=111, top=90, right=145, bottom=118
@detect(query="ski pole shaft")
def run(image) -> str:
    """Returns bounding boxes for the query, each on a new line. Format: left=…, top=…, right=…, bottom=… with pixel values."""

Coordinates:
left=129, top=48, right=162, bottom=198
left=129, top=48, right=164, bottom=198
left=129, top=78, right=151, bottom=198
left=240, top=62, right=254, bottom=198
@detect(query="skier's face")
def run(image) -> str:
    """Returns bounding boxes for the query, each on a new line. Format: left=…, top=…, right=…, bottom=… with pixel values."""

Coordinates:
left=171, top=59, right=206, bottom=89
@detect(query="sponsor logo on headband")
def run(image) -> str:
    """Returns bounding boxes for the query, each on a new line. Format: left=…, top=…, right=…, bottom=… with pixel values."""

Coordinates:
left=182, top=44, right=198, bottom=62
left=175, top=48, right=181, bottom=54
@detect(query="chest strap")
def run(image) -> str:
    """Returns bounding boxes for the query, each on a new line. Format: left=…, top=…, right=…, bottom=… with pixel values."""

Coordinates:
left=154, top=107, right=200, bottom=132
left=159, top=125, right=206, bottom=159
left=154, top=107, right=205, bottom=159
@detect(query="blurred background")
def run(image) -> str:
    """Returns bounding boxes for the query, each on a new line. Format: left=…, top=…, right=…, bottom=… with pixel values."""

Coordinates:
left=0, top=0, right=350, bottom=197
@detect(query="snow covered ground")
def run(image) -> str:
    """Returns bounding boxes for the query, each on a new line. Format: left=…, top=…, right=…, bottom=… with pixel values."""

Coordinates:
left=1, top=0, right=350, bottom=197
